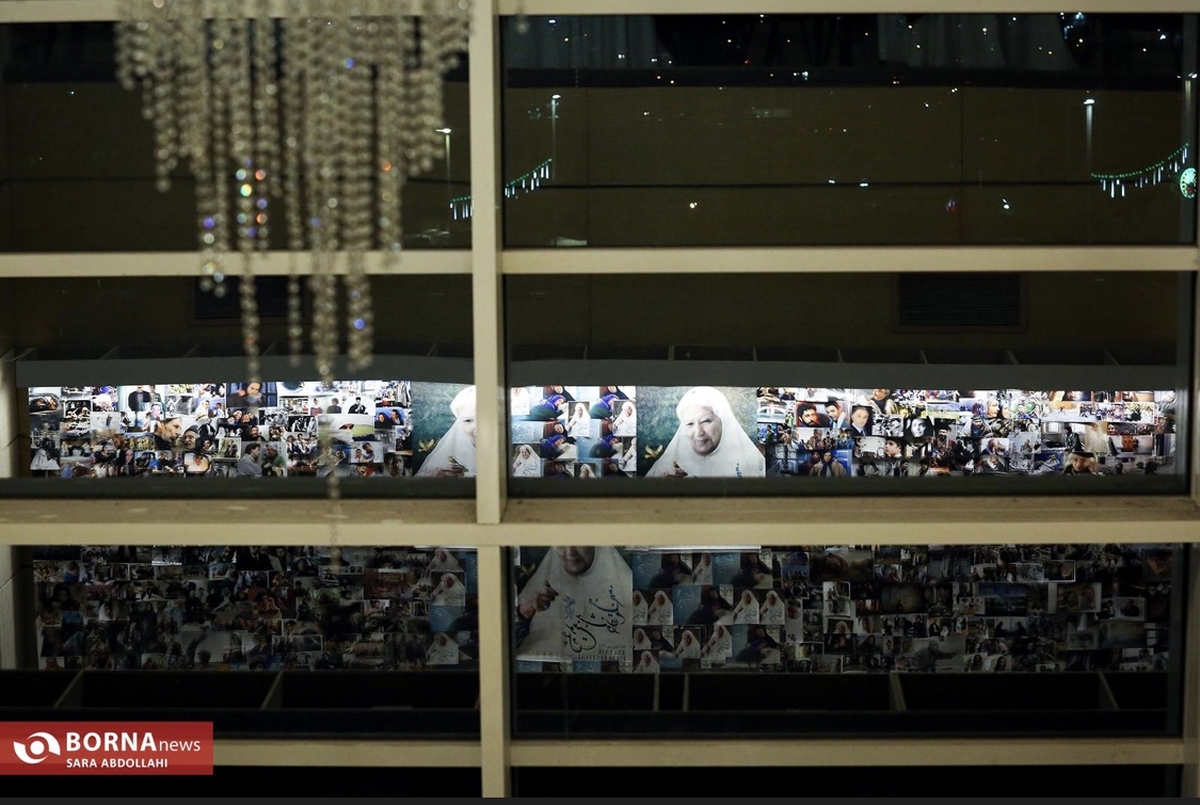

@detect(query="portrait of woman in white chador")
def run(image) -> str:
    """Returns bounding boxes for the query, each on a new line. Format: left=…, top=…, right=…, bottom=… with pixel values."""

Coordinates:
left=733, top=590, right=760, bottom=624
left=430, top=573, right=467, bottom=607
left=647, top=386, right=764, bottom=478
left=417, top=386, right=476, bottom=477
left=425, top=632, right=460, bottom=665
left=514, top=547, right=633, bottom=665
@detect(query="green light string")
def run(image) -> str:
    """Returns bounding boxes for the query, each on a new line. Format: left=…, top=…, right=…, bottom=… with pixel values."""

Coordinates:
left=451, top=158, right=553, bottom=220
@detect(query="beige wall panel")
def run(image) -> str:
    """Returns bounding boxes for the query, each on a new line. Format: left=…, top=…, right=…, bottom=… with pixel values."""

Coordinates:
left=0, top=578, right=16, bottom=670
left=10, top=180, right=196, bottom=251
left=505, top=187, right=592, bottom=247
left=7, top=83, right=154, bottom=181
left=506, top=87, right=590, bottom=188
left=506, top=270, right=1179, bottom=352
left=583, top=185, right=961, bottom=246
left=5, top=274, right=473, bottom=349
left=957, top=88, right=1190, bottom=185
left=0, top=185, right=14, bottom=251
left=588, top=86, right=962, bottom=186
left=505, top=274, right=594, bottom=345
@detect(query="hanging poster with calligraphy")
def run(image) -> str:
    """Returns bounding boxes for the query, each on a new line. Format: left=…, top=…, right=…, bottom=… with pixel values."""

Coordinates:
left=513, top=547, right=633, bottom=670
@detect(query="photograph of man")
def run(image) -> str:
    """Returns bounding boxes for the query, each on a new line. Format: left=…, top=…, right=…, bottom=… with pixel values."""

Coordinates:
left=152, top=417, right=183, bottom=450
left=824, top=399, right=847, bottom=431
left=127, top=385, right=154, bottom=412
left=348, top=397, right=367, bottom=414
left=847, top=405, right=873, bottom=437
left=237, top=443, right=263, bottom=477
left=795, top=401, right=831, bottom=429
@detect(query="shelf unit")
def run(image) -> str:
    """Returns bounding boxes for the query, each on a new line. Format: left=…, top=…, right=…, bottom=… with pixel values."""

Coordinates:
left=0, top=0, right=1199, bottom=797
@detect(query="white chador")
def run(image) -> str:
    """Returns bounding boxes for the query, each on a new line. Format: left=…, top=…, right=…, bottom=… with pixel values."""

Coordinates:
left=417, top=386, right=477, bottom=477
left=701, top=624, right=733, bottom=660
left=427, top=548, right=464, bottom=574
left=516, top=547, right=632, bottom=664
left=675, top=629, right=702, bottom=659
left=431, top=573, right=467, bottom=607
left=425, top=633, right=459, bottom=665
left=647, top=386, right=765, bottom=478
left=759, top=590, right=786, bottom=625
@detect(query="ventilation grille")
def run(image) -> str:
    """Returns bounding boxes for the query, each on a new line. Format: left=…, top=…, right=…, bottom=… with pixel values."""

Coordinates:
left=897, top=273, right=1023, bottom=330
left=194, top=277, right=295, bottom=321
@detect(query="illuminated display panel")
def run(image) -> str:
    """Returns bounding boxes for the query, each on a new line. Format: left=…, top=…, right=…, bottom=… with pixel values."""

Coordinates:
left=29, top=381, right=475, bottom=479
left=34, top=545, right=479, bottom=672
left=510, top=386, right=1177, bottom=480
left=512, top=543, right=1174, bottom=675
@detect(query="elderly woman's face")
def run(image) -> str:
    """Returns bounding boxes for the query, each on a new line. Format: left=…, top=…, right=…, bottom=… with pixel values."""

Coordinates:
left=680, top=403, right=722, bottom=456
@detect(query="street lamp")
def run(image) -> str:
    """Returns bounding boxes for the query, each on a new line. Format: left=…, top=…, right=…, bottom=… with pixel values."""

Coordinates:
left=550, top=94, right=561, bottom=179
left=436, top=127, right=452, bottom=212
left=1083, top=98, right=1095, bottom=175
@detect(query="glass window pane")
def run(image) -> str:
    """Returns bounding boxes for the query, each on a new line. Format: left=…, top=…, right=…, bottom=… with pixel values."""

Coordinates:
left=511, top=544, right=1182, bottom=738
left=27, top=544, right=480, bottom=737
left=505, top=271, right=1190, bottom=495
left=0, top=23, right=469, bottom=252
left=503, top=14, right=1197, bottom=247
left=11, top=274, right=475, bottom=494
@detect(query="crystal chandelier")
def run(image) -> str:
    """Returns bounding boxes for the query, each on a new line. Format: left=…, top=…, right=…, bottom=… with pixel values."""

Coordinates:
left=115, top=0, right=471, bottom=388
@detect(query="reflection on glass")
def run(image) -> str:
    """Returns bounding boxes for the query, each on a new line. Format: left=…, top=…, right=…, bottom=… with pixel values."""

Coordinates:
left=33, top=545, right=479, bottom=671
left=503, top=14, right=1197, bottom=246
left=28, top=379, right=475, bottom=479
left=512, top=544, right=1174, bottom=674
left=0, top=23, right=470, bottom=252
left=509, top=386, right=1178, bottom=479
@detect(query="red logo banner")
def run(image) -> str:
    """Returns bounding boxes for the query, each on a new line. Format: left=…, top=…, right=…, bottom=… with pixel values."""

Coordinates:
left=0, top=722, right=213, bottom=775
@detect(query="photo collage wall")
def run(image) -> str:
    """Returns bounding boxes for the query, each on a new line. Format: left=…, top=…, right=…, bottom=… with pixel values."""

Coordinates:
left=509, top=386, right=1177, bottom=479
left=34, top=545, right=478, bottom=671
left=28, top=381, right=475, bottom=479
left=513, top=544, right=1173, bottom=675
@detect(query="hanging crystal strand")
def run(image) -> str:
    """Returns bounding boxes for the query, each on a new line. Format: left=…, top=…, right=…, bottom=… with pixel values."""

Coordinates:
left=148, top=2, right=182, bottom=194
left=114, top=0, right=138, bottom=92
left=344, top=14, right=375, bottom=372
left=184, top=12, right=221, bottom=295
left=304, top=13, right=337, bottom=384
left=376, top=14, right=407, bottom=262
left=251, top=0, right=278, bottom=257
left=209, top=5, right=235, bottom=299
left=281, top=0, right=309, bottom=366
left=227, top=13, right=263, bottom=403
left=301, top=11, right=340, bottom=502
left=137, top=15, right=160, bottom=127
left=254, top=2, right=282, bottom=200
left=324, top=9, right=351, bottom=505
left=405, top=12, right=440, bottom=179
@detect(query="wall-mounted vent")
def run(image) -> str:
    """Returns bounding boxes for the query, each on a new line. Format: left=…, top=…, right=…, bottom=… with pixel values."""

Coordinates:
left=194, top=277, right=297, bottom=322
left=896, top=273, right=1024, bottom=331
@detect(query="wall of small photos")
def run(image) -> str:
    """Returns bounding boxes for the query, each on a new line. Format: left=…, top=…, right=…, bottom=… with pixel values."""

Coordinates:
left=28, top=380, right=473, bottom=479
left=513, top=545, right=1173, bottom=674
left=34, top=546, right=478, bottom=671
left=509, top=387, right=1177, bottom=479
